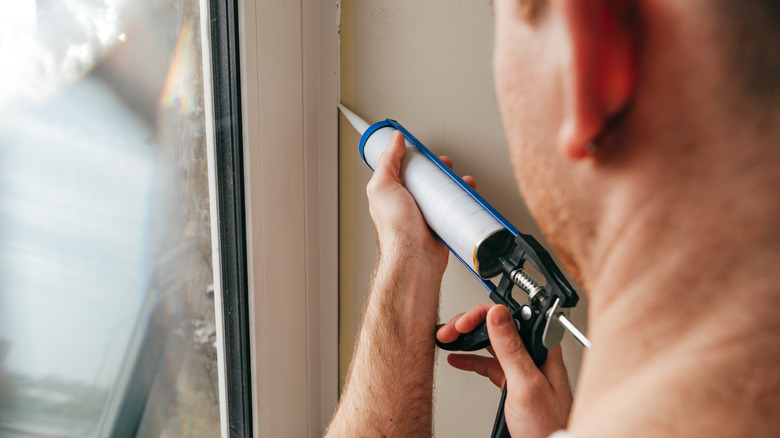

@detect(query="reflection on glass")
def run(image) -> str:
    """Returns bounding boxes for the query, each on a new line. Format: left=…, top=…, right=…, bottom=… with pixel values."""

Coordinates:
left=0, top=0, right=221, bottom=436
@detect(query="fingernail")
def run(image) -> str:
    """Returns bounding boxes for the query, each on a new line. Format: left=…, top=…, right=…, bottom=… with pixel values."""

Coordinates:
left=490, top=306, right=511, bottom=327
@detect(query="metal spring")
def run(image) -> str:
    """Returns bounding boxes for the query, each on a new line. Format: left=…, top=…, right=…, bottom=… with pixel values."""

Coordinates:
left=510, top=268, right=546, bottom=301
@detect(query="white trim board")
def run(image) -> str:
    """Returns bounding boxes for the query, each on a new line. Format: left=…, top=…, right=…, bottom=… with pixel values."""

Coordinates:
left=239, top=0, right=339, bottom=436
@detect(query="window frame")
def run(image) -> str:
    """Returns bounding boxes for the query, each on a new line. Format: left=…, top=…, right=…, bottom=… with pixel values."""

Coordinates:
left=208, top=0, right=254, bottom=436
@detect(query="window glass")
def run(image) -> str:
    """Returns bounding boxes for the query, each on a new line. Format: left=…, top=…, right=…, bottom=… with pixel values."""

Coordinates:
left=0, top=0, right=221, bottom=436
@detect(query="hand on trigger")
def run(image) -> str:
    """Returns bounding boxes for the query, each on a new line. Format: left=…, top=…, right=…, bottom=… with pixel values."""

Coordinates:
left=437, top=304, right=573, bottom=438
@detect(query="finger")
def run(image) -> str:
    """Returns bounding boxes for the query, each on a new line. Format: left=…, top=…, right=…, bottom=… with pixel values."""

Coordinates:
left=445, top=312, right=466, bottom=327
left=436, top=312, right=466, bottom=343
left=375, top=131, right=406, bottom=180
left=540, top=345, right=571, bottom=394
left=462, top=175, right=477, bottom=190
left=454, top=303, right=494, bottom=334
left=447, top=353, right=506, bottom=388
left=486, top=305, right=545, bottom=392
left=366, top=132, right=407, bottom=201
left=437, top=303, right=494, bottom=342
left=439, top=155, right=453, bottom=169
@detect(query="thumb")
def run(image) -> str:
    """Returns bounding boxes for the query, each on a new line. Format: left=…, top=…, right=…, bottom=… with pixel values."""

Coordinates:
left=375, top=130, right=406, bottom=180
left=486, top=305, right=542, bottom=392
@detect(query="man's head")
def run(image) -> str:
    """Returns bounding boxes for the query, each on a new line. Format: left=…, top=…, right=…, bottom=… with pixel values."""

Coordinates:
left=492, top=0, right=780, bottom=288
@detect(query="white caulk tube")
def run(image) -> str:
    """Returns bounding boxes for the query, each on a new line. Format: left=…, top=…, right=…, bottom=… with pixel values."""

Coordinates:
left=340, top=104, right=514, bottom=279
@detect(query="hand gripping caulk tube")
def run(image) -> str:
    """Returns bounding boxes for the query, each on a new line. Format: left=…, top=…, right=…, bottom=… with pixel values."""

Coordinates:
left=340, top=103, right=516, bottom=280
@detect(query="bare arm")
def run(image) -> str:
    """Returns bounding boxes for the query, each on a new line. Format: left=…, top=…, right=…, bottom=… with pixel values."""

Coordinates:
left=325, top=131, right=450, bottom=437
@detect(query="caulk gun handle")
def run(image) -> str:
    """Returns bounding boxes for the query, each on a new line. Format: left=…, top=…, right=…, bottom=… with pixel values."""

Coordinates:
left=436, top=322, right=491, bottom=351
left=437, top=307, right=548, bottom=366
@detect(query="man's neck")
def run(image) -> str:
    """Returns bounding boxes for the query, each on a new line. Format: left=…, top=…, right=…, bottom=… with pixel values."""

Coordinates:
left=568, top=177, right=780, bottom=437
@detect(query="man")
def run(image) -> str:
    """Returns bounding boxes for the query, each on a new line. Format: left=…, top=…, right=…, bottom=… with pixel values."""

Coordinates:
left=326, top=0, right=780, bottom=437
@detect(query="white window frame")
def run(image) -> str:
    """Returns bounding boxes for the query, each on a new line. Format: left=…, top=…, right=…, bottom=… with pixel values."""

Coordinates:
left=238, top=0, right=339, bottom=436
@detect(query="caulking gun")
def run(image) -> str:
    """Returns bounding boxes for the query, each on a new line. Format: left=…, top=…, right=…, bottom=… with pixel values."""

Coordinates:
left=339, top=104, right=590, bottom=438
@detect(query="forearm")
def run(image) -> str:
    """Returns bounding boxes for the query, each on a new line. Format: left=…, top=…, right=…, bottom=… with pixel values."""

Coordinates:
left=326, top=131, right=449, bottom=436
left=325, top=251, right=443, bottom=437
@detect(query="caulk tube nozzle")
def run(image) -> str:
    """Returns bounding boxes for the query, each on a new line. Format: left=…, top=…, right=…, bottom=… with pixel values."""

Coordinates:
left=338, top=103, right=370, bottom=135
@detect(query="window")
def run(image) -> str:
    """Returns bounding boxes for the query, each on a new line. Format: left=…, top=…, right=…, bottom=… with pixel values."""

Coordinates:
left=0, top=0, right=339, bottom=436
left=0, top=0, right=237, bottom=436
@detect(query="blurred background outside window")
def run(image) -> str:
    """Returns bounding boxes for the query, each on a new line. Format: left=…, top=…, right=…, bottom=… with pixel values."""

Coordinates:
left=0, top=0, right=222, bottom=436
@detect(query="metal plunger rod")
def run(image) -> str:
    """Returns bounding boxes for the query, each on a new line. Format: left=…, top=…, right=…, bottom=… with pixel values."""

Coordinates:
left=510, top=268, right=591, bottom=349
left=557, top=313, right=592, bottom=349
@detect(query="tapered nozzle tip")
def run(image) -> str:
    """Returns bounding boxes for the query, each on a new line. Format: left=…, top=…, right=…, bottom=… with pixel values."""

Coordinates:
left=338, top=103, right=370, bottom=135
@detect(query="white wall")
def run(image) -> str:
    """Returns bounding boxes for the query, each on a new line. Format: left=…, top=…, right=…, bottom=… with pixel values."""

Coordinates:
left=338, top=1, right=588, bottom=436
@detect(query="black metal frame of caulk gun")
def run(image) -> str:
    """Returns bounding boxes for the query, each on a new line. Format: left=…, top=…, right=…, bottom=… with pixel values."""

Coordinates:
left=437, top=232, right=580, bottom=438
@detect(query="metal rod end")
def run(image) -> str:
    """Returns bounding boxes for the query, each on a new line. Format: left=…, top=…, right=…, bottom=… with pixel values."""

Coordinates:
left=557, top=314, right=592, bottom=349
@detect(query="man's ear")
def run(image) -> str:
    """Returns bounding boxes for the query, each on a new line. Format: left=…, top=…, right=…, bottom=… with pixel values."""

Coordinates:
left=553, top=0, right=639, bottom=160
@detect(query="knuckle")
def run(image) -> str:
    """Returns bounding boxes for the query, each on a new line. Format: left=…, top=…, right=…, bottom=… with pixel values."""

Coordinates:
left=449, top=312, right=465, bottom=327
left=499, top=333, right=525, bottom=357
left=473, top=361, right=489, bottom=377
left=525, top=372, right=547, bottom=392
left=466, top=306, right=483, bottom=318
left=523, top=373, right=550, bottom=399
left=365, top=178, right=381, bottom=197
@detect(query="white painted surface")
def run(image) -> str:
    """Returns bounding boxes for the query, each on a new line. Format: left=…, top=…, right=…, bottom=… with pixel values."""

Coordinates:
left=239, top=0, right=338, bottom=436
left=339, top=2, right=588, bottom=436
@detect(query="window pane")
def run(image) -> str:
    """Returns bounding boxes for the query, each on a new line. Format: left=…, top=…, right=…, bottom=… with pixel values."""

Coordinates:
left=0, top=0, right=221, bottom=436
